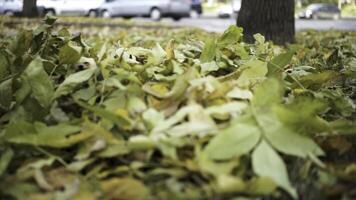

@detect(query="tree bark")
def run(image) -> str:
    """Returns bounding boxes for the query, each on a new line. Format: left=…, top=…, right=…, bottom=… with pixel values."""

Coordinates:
left=22, top=0, right=38, bottom=17
left=236, top=0, right=295, bottom=45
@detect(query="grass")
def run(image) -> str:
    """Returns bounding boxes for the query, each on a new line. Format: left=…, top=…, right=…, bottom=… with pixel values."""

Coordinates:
left=342, top=5, right=356, bottom=17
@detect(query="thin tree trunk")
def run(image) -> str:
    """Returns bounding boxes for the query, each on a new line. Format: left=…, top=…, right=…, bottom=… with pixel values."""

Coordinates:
left=236, top=0, right=295, bottom=45
left=22, top=0, right=38, bottom=17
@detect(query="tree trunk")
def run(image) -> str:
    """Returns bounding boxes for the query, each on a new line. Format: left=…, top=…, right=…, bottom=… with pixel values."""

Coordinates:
left=22, top=0, right=38, bottom=17
left=236, top=0, right=295, bottom=45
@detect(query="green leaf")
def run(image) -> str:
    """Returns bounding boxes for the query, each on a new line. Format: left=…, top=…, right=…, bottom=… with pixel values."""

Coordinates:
left=217, top=25, right=243, bottom=47
left=0, top=148, right=14, bottom=176
left=200, top=61, right=219, bottom=75
left=54, top=58, right=97, bottom=98
left=235, top=44, right=249, bottom=59
left=216, top=175, right=246, bottom=193
left=59, top=42, right=83, bottom=65
left=143, top=68, right=198, bottom=100
left=274, top=97, right=330, bottom=134
left=246, top=177, right=277, bottom=195
left=266, top=128, right=324, bottom=157
left=227, top=88, right=253, bottom=100
left=200, top=37, right=217, bottom=63
left=256, top=112, right=324, bottom=157
left=252, top=140, right=297, bottom=199
left=14, top=77, right=31, bottom=104
left=251, top=78, right=284, bottom=108
left=197, top=150, right=238, bottom=176
left=75, top=122, right=129, bottom=159
left=0, top=183, right=40, bottom=200
left=142, top=108, right=165, bottom=130
left=127, top=95, right=147, bottom=114
left=76, top=101, right=133, bottom=130
left=151, top=104, right=203, bottom=134
left=294, top=71, right=337, bottom=90
left=24, top=57, right=54, bottom=108
left=101, top=178, right=150, bottom=200
left=237, top=60, right=268, bottom=87
left=147, top=43, right=167, bottom=65
left=204, top=115, right=261, bottom=160
left=98, top=143, right=130, bottom=158
left=330, top=119, right=356, bottom=135
left=0, top=52, right=10, bottom=80
left=43, top=15, right=57, bottom=25
left=10, top=30, right=33, bottom=57
left=267, top=51, right=294, bottom=76
left=4, top=122, right=90, bottom=148
left=254, top=34, right=265, bottom=44
left=0, top=79, right=13, bottom=111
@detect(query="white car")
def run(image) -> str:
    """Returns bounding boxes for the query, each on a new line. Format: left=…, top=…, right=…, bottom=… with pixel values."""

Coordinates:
left=0, top=0, right=22, bottom=16
left=218, top=0, right=241, bottom=18
left=99, top=0, right=191, bottom=21
left=37, top=0, right=105, bottom=16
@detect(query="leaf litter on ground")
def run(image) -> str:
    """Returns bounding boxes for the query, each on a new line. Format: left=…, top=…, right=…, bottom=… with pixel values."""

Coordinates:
left=0, top=16, right=355, bottom=200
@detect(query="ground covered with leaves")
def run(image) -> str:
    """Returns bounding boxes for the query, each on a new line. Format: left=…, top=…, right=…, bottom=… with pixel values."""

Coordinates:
left=0, top=17, right=355, bottom=200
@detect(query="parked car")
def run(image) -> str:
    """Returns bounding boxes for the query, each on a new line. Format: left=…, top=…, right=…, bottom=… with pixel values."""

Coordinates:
left=37, top=0, right=104, bottom=17
left=0, top=0, right=22, bottom=16
left=99, top=0, right=191, bottom=21
left=298, top=3, right=341, bottom=19
left=218, top=0, right=241, bottom=18
left=190, top=0, right=203, bottom=18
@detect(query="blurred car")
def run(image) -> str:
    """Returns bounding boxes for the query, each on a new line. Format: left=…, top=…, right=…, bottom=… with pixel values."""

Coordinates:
left=190, top=0, right=202, bottom=18
left=37, top=0, right=104, bottom=17
left=218, top=0, right=241, bottom=18
left=99, top=0, right=191, bottom=21
left=298, top=3, right=341, bottom=19
left=0, top=0, right=22, bottom=16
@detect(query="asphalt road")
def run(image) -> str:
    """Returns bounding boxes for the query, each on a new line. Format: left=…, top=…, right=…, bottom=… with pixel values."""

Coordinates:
left=156, top=17, right=356, bottom=32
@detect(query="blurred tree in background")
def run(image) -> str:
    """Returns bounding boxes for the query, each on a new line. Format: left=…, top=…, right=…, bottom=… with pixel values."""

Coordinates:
left=237, top=0, right=295, bottom=45
left=22, top=0, right=38, bottom=17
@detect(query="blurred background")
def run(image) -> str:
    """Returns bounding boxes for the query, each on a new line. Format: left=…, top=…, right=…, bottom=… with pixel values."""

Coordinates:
left=0, top=0, right=355, bottom=32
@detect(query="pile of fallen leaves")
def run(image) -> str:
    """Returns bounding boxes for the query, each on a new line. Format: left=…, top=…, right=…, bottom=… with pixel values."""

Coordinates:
left=0, top=17, right=355, bottom=200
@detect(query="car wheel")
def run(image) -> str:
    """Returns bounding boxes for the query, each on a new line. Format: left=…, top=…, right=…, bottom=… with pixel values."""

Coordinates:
left=102, top=10, right=111, bottom=18
left=218, top=14, right=230, bottom=19
left=4, top=11, right=14, bottom=16
left=45, top=9, right=56, bottom=16
left=190, top=10, right=199, bottom=19
left=150, top=8, right=161, bottom=21
left=172, top=16, right=182, bottom=21
left=88, top=10, right=97, bottom=17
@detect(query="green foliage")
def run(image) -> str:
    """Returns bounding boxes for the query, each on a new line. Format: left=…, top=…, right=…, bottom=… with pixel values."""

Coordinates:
left=252, top=141, right=297, bottom=198
left=0, top=17, right=355, bottom=200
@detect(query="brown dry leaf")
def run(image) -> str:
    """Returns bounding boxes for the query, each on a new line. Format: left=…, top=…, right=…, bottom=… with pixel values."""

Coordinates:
left=101, top=178, right=150, bottom=200
left=45, top=168, right=77, bottom=189
left=327, top=136, right=353, bottom=155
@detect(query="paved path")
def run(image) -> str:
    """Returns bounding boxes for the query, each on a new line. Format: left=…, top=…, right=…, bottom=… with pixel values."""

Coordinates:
left=4, top=16, right=355, bottom=33
left=156, top=17, right=356, bottom=32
